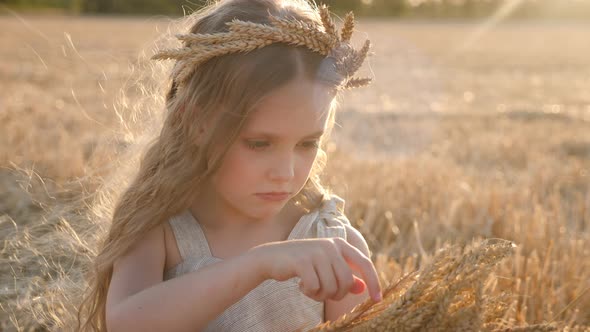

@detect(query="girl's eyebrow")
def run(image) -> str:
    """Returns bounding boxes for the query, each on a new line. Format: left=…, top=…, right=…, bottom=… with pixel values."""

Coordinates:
left=243, top=130, right=324, bottom=139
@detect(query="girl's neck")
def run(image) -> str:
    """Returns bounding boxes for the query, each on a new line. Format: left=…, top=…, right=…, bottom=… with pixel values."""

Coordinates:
left=188, top=192, right=304, bottom=236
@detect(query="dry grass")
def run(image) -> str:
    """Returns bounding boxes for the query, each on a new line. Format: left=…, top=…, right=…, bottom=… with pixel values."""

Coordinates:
left=0, top=15, right=589, bottom=331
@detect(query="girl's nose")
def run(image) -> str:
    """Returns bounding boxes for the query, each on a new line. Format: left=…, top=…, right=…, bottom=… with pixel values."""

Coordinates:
left=268, top=152, right=295, bottom=182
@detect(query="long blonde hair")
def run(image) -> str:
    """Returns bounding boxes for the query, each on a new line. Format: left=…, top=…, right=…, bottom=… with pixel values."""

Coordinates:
left=77, top=0, right=346, bottom=330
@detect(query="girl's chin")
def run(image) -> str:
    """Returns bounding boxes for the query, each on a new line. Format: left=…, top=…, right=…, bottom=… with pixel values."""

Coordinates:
left=248, top=204, right=286, bottom=219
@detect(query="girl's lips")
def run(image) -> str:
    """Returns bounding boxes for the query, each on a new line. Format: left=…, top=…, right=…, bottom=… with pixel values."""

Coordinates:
left=255, top=193, right=291, bottom=201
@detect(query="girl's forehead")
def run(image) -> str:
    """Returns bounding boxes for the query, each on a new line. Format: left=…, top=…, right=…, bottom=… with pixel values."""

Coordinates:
left=244, top=79, right=335, bottom=133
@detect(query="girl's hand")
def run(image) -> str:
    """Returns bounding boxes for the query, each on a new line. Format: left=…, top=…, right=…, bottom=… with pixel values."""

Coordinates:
left=251, top=238, right=382, bottom=302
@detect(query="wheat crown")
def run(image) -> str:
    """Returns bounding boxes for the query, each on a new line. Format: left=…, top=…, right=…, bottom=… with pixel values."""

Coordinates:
left=152, top=4, right=372, bottom=92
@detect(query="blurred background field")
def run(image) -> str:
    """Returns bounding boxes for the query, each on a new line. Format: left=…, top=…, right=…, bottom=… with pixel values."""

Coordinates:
left=1, top=0, right=589, bottom=330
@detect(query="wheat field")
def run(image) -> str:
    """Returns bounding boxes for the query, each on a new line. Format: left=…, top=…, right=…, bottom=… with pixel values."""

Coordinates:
left=0, top=15, right=589, bottom=331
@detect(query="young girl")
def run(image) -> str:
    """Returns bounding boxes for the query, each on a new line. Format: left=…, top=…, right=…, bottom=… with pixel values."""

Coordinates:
left=78, top=0, right=381, bottom=330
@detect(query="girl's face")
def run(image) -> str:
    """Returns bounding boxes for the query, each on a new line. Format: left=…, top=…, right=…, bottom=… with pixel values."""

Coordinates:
left=206, top=77, right=335, bottom=222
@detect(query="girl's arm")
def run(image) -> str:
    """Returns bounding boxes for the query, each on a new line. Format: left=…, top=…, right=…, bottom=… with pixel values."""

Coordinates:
left=106, top=224, right=267, bottom=332
left=107, top=223, right=381, bottom=332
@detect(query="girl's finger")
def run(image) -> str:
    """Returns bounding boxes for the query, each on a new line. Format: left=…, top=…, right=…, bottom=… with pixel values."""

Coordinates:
left=297, top=264, right=320, bottom=297
left=313, top=256, right=338, bottom=300
left=349, top=276, right=366, bottom=294
left=330, top=255, right=355, bottom=300
left=338, top=243, right=382, bottom=301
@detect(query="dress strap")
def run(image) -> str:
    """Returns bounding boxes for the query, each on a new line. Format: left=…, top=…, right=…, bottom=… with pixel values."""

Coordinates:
left=316, top=194, right=351, bottom=239
left=290, top=194, right=352, bottom=240
left=168, top=210, right=213, bottom=260
left=288, top=211, right=319, bottom=239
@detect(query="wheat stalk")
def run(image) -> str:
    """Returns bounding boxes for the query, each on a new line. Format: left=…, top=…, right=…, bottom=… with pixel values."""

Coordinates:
left=312, top=239, right=558, bottom=332
left=151, top=5, right=371, bottom=92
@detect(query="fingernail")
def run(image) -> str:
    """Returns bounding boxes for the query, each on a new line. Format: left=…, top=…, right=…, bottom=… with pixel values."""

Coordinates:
left=374, top=292, right=382, bottom=302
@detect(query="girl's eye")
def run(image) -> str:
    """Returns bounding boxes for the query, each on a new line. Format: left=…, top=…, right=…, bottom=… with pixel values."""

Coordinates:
left=245, top=140, right=319, bottom=151
left=245, top=140, right=270, bottom=150
left=300, top=140, right=319, bottom=149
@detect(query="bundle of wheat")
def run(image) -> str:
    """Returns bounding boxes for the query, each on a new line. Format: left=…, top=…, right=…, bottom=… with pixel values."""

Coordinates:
left=311, top=238, right=560, bottom=332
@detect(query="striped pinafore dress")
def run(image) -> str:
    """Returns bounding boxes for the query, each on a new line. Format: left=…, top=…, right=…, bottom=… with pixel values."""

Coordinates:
left=163, top=194, right=352, bottom=332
